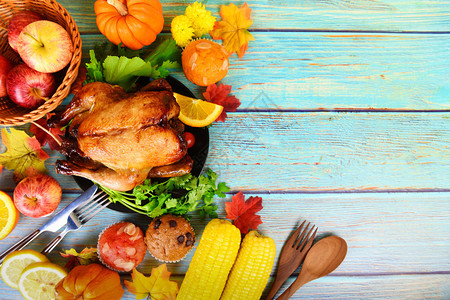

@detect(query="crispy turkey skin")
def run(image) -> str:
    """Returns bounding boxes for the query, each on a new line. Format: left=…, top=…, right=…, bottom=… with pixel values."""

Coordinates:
left=48, top=79, right=192, bottom=191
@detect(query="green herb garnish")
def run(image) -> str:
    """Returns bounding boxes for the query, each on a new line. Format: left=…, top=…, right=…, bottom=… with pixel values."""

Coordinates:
left=99, top=169, right=229, bottom=219
left=84, top=38, right=181, bottom=92
left=85, top=50, right=104, bottom=83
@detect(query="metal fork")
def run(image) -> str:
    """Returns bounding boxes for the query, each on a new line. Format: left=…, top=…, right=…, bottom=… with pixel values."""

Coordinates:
left=41, top=191, right=110, bottom=255
left=265, top=221, right=318, bottom=300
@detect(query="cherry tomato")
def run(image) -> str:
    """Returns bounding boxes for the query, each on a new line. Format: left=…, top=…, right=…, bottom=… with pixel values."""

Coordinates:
left=184, top=132, right=195, bottom=148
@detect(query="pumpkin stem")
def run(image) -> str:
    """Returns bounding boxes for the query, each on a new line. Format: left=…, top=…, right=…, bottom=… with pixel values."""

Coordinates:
left=107, top=0, right=128, bottom=16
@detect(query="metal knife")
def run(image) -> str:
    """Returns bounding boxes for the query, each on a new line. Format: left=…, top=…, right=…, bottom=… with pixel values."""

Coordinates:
left=0, top=184, right=98, bottom=264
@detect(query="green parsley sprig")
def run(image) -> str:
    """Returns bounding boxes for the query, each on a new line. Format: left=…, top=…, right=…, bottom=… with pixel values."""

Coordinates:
left=99, top=169, right=229, bottom=219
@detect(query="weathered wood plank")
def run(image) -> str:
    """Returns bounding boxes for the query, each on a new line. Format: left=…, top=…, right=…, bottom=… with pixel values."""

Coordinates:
left=0, top=272, right=448, bottom=299
left=2, top=113, right=447, bottom=192
left=267, top=274, right=450, bottom=300
left=58, top=0, right=450, bottom=33
left=0, top=192, right=448, bottom=298
left=79, top=32, right=450, bottom=110
left=204, top=113, right=450, bottom=192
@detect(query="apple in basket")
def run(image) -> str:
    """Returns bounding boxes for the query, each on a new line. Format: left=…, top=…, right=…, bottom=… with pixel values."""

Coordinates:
left=17, top=20, right=73, bottom=73
left=0, top=54, right=13, bottom=98
left=7, top=10, right=43, bottom=52
left=6, top=64, right=56, bottom=109
left=14, top=174, right=62, bottom=218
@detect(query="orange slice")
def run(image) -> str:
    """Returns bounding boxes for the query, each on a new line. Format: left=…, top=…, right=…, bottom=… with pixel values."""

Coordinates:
left=174, top=92, right=223, bottom=127
left=0, top=190, right=19, bottom=241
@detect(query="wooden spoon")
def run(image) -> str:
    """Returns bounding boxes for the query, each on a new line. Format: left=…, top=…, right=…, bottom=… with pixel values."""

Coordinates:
left=276, top=236, right=347, bottom=300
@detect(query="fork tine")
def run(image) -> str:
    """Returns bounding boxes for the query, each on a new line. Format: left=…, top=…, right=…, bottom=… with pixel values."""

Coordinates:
left=295, top=225, right=315, bottom=250
left=77, top=194, right=110, bottom=224
left=79, top=200, right=109, bottom=224
left=286, top=220, right=306, bottom=247
left=293, top=222, right=311, bottom=249
left=40, top=192, right=110, bottom=256
left=73, top=191, right=107, bottom=215
left=73, top=193, right=109, bottom=219
left=297, top=226, right=317, bottom=251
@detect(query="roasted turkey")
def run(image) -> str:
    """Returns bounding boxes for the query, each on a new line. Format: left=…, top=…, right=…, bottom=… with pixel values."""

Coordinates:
left=48, top=79, right=193, bottom=191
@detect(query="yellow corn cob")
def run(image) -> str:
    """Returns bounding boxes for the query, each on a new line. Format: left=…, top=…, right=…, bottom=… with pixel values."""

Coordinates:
left=220, top=230, right=276, bottom=300
left=177, top=219, right=241, bottom=300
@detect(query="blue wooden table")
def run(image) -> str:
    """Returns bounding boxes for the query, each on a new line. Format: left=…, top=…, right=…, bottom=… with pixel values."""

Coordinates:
left=1, top=0, right=449, bottom=299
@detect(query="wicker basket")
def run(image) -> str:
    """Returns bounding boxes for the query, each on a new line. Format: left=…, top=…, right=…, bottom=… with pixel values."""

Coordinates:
left=0, top=0, right=81, bottom=126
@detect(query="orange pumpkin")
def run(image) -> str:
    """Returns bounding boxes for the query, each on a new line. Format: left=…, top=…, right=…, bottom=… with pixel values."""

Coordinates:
left=55, top=263, right=124, bottom=300
left=94, top=0, right=164, bottom=50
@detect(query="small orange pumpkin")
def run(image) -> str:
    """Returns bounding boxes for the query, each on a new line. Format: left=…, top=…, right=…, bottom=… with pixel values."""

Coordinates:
left=94, top=0, right=164, bottom=50
left=55, top=263, right=124, bottom=300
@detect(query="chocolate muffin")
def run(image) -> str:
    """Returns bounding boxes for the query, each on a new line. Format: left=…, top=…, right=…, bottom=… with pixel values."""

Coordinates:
left=145, top=214, right=195, bottom=263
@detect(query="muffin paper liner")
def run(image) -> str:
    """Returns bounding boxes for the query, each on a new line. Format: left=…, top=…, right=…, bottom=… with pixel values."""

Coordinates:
left=97, top=222, right=145, bottom=273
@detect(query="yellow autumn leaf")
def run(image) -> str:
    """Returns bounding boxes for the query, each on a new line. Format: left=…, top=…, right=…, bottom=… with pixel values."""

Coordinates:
left=125, top=264, right=178, bottom=300
left=60, top=247, right=98, bottom=265
left=0, top=128, right=49, bottom=182
left=210, top=2, right=255, bottom=59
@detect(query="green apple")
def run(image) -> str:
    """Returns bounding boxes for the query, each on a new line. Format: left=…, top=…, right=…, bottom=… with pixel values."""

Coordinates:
left=16, top=20, right=73, bottom=73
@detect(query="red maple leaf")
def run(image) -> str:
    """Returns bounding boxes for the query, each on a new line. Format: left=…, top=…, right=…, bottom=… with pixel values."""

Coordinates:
left=30, top=113, right=64, bottom=151
left=203, top=83, right=241, bottom=122
left=225, top=191, right=263, bottom=234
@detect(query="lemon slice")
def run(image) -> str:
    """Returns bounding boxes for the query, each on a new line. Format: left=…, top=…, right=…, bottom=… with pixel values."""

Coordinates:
left=0, top=249, right=49, bottom=289
left=18, top=261, right=67, bottom=300
left=174, top=92, right=224, bottom=127
left=0, top=190, right=19, bottom=240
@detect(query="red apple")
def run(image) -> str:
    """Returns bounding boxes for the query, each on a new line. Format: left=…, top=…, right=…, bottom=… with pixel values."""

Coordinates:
left=0, top=54, right=13, bottom=98
left=6, top=64, right=56, bottom=109
left=7, top=10, right=43, bottom=52
left=17, top=20, right=73, bottom=73
left=14, top=174, right=62, bottom=218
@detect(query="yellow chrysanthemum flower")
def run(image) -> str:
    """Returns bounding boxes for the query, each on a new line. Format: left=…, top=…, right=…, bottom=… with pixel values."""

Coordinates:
left=185, top=1, right=216, bottom=38
left=171, top=15, right=195, bottom=47
left=185, top=2, right=205, bottom=20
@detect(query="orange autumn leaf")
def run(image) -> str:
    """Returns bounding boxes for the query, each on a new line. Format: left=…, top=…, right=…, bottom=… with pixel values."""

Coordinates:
left=210, top=2, right=255, bottom=59
left=125, top=264, right=178, bottom=300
